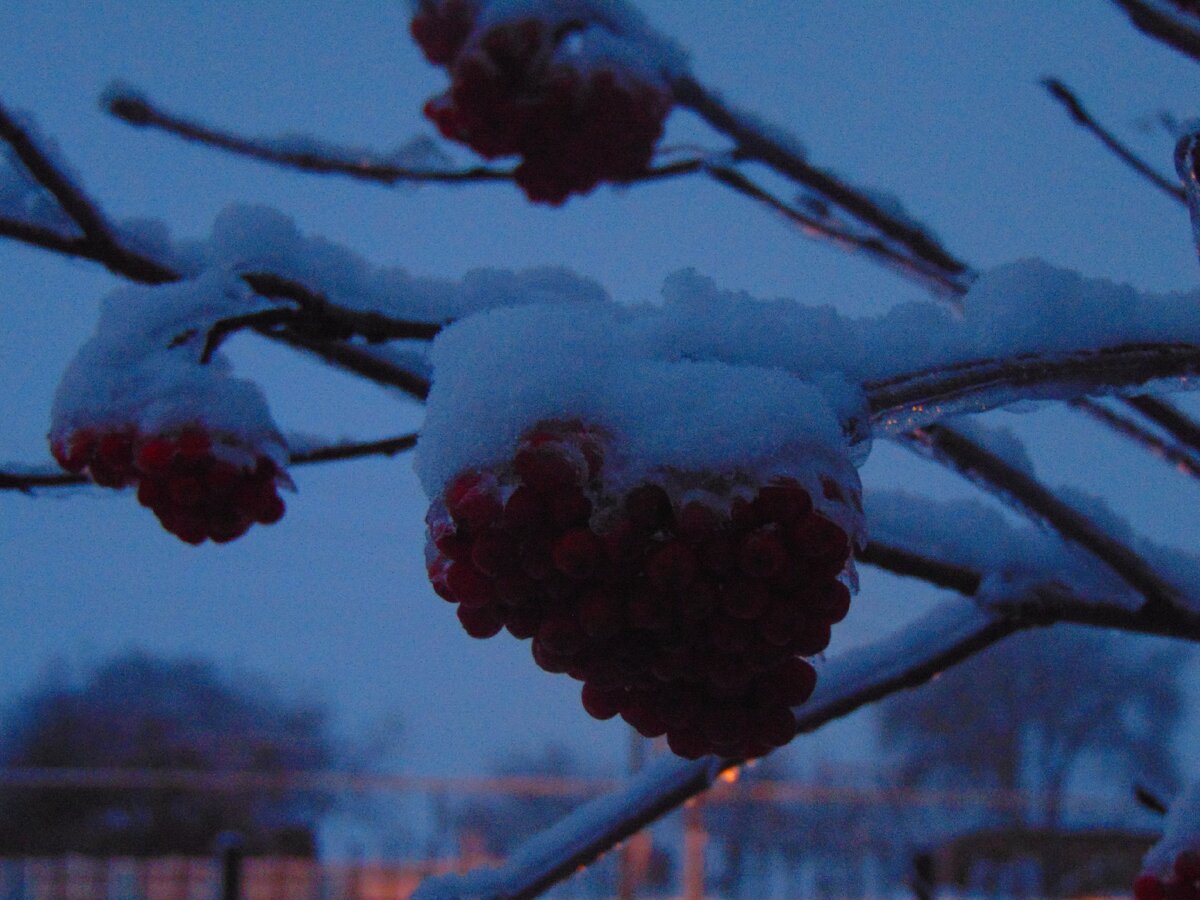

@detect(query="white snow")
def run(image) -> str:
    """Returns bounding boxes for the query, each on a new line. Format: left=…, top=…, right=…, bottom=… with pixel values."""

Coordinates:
left=175, top=205, right=611, bottom=323
left=1144, top=779, right=1200, bottom=876
left=49, top=271, right=287, bottom=467
left=414, top=301, right=863, bottom=542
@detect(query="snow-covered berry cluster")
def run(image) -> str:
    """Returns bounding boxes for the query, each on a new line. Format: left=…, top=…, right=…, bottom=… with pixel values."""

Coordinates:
left=425, top=420, right=857, bottom=760
left=412, top=0, right=674, bottom=204
left=1135, top=851, right=1200, bottom=900
left=51, top=425, right=287, bottom=545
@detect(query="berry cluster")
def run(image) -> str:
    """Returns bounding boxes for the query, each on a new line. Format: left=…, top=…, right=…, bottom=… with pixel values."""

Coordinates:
left=425, top=421, right=855, bottom=760
left=412, top=3, right=673, bottom=204
left=51, top=426, right=286, bottom=545
left=1135, top=851, right=1200, bottom=900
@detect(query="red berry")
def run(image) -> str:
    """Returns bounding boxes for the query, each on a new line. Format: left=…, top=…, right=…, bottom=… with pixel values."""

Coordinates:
left=753, top=705, right=798, bottom=749
left=1177, top=851, right=1200, bottom=884
left=646, top=541, right=697, bottom=593
left=1134, top=874, right=1167, bottom=900
left=552, top=528, right=604, bottom=581
left=739, top=530, right=787, bottom=580
left=625, top=484, right=672, bottom=533
left=581, top=683, right=624, bottom=720
left=445, top=561, right=497, bottom=608
left=136, top=437, right=176, bottom=472
left=775, top=657, right=818, bottom=706
left=751, top=481, right=812, bottom=526
left=515, top=445, right=579, bottom=494
left=457, top=603, right=503, bottom=639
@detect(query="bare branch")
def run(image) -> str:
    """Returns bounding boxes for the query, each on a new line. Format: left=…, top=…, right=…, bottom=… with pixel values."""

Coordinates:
left=288, top=432, right=418, bottom=464
left=704, top=163, right=971, bottom=301
left=0, top=99, right=178, bottom=284
left=1042, top=78, right=1186, bottom=205
left=268, top=330, right=431, bottom=401
left=898, top=423, right=1187, bottom=613
left=1123, top=393, right=1200, bottom=455
left=865, top=342, right=1200, bottom=432
left=104, top=87, right=705, bottom=188
left=240, top=272, right=444, bottom=342
left=671, top=75, right=972, bottom=286
left=1108, top=0, right=1200, bottom=64
left=1071, top=397, right=1200, bottom=479
left=857, top=541, right=984, bottom=595
left=1, top=432, right=420, bottom=493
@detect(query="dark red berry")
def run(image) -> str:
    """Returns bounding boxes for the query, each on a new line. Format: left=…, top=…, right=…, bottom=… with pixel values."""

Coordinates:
left=457, top=603, right=503, bottom=639
left=552, top=528, right=604, bottom=580
left=647, top=541, right=697, bottom=593
left=445, top=561, right=497, bottom=608
left=581, top=683, right=624, bottom=720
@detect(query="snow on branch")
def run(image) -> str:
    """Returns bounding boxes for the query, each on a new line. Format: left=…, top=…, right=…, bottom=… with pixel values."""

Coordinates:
left=899, top=423, right=1186, bottom=612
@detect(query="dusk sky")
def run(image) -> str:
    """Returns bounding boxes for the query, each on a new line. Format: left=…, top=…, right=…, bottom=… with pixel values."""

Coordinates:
left=2, top=1, right=1199, bottom=854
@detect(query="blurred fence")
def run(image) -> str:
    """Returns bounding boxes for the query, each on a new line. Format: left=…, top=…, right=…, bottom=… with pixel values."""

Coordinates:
left=0, top=856, right=458, bottom=900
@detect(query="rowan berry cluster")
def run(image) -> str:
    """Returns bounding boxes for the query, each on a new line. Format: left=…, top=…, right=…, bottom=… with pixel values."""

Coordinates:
left=1135, top=850, right=1200, bottom=900
left=52, top=426, right=286, bottom=545
left=425, top=420, right=855, bottom=759
left=411, top=1, right=673, bottom=204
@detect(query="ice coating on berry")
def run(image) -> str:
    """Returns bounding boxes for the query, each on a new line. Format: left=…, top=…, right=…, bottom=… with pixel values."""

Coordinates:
left=424, top=419, right=858, bottom=760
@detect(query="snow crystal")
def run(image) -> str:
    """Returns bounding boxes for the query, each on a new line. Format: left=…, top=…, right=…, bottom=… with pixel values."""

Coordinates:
left=49, top=271, right=286, bottom=465
left=1144, top=780, right=1200, bottom=876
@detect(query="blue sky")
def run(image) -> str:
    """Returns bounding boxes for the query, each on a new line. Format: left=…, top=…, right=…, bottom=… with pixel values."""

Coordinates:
left=1, top=0, right=1198, bottom=850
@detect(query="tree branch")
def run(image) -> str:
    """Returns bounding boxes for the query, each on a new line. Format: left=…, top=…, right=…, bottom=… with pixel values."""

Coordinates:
left=1042, top=78, right=1186, bottom=205
left=0, top=99, right=178, bottom=284
left=671, top=75, right=972, bottom=286
left=1108, top=0, right=1200, bottom=64
left=1123, top=393, right=1200, bottom=455
left=898, top=423, right=1187, bottom=613
left=104, top=87, right=704, bottom=188
left=704, top=163, right=970, bottom=301
left=1071, top=397, right=1200, bottom=479
left=1, top=432, right=419, bottom=493
left=865, top=342, right=1200, bottom=432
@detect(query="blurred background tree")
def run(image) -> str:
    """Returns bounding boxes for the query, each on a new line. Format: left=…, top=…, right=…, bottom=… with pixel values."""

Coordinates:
left=879, top=626, right=1185, bottom=832
left=0, top=651, right=341, bottom=856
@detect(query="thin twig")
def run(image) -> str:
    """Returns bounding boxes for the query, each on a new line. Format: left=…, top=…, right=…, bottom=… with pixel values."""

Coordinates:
left=1, top=432, right=420, bottom=493
left=1042, top=78, right=1186, bottom=205
left=241, top=272, right=444, bottom=342
left=1123, top=393, right=1200, bottom=454
left=104, top=87, right=705, bottom=187
left=857, top=541, right=984, bottom=595
left=1108, top=0, right=1200, bottom=64
left=268, top=330, right=432, bottom=401
left=1071, top=397, right=1200, bottom=479
left=671, top=75, right=972, bottom=285
left=900, top=423, right=1186, bottom=613
left=0, top=99, right=177, bottom=283
left=705, top=164, right=970, bottom=301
